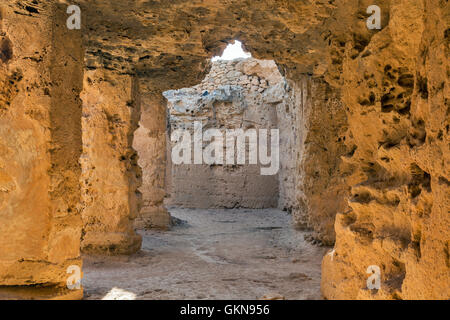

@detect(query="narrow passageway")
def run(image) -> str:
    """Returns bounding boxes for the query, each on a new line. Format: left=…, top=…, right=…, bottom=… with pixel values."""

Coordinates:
left=83, top=208, right=328, bottom=300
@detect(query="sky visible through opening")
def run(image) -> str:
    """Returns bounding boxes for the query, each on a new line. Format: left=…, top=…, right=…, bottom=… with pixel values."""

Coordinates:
left=211, top=40, right=252, bottom=61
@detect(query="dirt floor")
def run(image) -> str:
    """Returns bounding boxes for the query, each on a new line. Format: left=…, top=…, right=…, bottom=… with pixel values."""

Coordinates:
left=82, top=207, right=329, bottom=300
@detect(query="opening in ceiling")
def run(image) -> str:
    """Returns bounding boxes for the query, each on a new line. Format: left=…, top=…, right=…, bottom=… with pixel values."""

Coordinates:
left=211, top=40, right=251, bottom=61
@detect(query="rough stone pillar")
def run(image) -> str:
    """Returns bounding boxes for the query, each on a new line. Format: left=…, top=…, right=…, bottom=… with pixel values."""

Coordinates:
left=322, top=0, right=449, bottom=299
left=0, top=3, right=83, bottom=299
left=286, top=74, right=350, bottom=245
left=133, top=91, right=171, bottom=229
left=80, top=69, right=142, bottom=254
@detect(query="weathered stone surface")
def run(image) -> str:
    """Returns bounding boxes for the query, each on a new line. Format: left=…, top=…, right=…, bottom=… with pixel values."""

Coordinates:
left=322, top=0, right=450, bottom=300
left=270, top=80, right=299, bottom=213
left=77, top=0, right=335, bottom=91
left=163, top=59, right=280, bottom=209
left=0, top=2, right=83, bottom=299
left=289, top=76, right=350, bottom=245
left=80, top=69, right=142, bottom=254
left=236, top=59, right=284, bottom=86
left=133, top=91, right=171, bottom=230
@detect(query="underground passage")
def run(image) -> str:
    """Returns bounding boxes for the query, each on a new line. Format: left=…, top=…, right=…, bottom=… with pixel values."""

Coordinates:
left=0, top=0, right=448, bottom=301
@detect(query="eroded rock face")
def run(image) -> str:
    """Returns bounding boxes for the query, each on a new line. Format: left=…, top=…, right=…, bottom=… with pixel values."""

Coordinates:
left=322, top=0, right=449, bottom=300
left=0, top=2, right=83, bottom=299
left=286, top=77, right=350, bottom=245
left=77, top=0, right=335, bottom=91
left=80, top=69, right=142, bottom=254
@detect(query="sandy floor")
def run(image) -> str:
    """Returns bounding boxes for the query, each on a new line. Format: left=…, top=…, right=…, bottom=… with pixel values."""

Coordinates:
left=82, top=207, right=329, bottom=300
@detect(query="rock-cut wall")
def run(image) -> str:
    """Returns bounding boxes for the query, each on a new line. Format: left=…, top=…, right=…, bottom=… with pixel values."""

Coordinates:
left=80, top=69, right=142, bottom=254
left=283, top=75, right=350, bottom=245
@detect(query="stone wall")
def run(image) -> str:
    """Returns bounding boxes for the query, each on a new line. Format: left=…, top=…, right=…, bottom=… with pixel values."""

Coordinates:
left=163, top=58, right=282, bottom=208
left=269, top=81, right=299, bottom=213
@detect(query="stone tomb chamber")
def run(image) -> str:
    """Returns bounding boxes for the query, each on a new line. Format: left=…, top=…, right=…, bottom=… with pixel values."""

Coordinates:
left=0, top=0, right=448, bottom=300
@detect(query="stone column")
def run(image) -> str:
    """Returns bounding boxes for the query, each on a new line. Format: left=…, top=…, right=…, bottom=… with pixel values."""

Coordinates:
left=285, top=74, right=350, bottom=245
left=0, top=3, right=83, bottom=299
left=133, top=91, right=171, bottom=229
left=80, top=69, right=142, bottom=254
